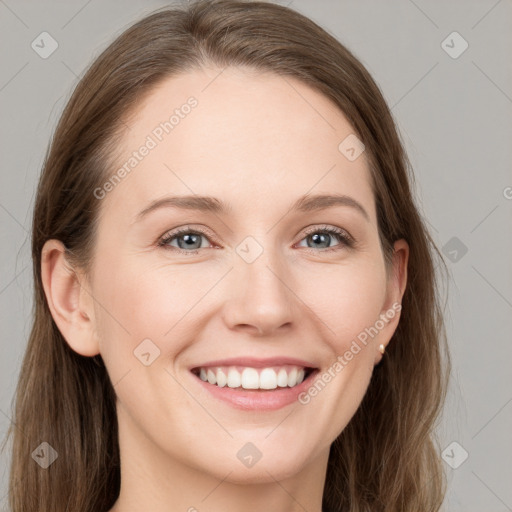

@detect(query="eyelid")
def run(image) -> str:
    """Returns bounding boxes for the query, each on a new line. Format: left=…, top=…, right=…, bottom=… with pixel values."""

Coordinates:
left=158, top=225, right=219, bottom=248
left=300, top=224, right=354, bottom=243
left=296, top=224, right=355, bottom=252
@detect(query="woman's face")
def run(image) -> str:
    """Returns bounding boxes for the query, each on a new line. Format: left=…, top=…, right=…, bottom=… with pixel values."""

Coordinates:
left=81, top=67, right=407, bottom=483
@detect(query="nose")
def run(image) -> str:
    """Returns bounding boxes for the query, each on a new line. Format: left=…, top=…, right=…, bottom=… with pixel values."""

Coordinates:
left=221, top=250, right=296, bottom=337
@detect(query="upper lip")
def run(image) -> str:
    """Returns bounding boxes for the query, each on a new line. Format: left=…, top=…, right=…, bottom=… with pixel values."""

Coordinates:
left=190, top=356, right=318, bottom=371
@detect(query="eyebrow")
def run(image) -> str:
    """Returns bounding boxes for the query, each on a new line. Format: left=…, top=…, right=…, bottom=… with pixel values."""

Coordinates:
left=135, top=193, right=370, bottom=222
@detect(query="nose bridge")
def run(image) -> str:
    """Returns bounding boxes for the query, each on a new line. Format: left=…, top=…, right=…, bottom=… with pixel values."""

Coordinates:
left=224, top=236, right=295, bottom=335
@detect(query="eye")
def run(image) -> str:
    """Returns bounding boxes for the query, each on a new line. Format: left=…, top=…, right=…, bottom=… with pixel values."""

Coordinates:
left=296, top=225, right=354, bottom=253
left=158, top=224, right=355, bottom=255
left=158, top=226, right=215, bottom=255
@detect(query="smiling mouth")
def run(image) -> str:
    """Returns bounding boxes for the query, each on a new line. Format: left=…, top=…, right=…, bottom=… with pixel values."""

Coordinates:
left=190, top=365, right=318, bottom=391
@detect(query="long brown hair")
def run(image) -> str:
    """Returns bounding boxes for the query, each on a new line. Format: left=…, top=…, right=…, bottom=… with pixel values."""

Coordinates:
left=2, top=1, right=451, bottom=510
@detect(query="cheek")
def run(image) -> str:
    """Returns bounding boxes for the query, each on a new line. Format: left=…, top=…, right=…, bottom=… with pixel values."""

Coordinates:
left=296, top=260, right=387, bottom=351
left=92, top=256, right=222, bottom=361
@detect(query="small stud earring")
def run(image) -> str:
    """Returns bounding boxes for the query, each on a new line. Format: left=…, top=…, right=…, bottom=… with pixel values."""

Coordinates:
left=379, top=344, right=385, bottom=355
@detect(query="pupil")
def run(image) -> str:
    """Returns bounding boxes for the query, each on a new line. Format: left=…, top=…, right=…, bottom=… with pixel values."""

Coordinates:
left=311, top=233, right=329, bottom=248
left=179, top=233, right=200, bottom=249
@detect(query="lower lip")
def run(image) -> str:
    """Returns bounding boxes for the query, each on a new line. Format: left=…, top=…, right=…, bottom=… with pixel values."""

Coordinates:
left=191, top=370, right=319, bottom=411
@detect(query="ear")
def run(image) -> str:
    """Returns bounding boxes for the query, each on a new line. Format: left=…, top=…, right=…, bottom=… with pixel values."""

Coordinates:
left=374, top=238, right=409, bottom=364
left=41, top=239, right=100, bottom=357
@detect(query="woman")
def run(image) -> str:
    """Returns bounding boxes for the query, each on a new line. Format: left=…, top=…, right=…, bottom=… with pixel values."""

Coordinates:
left=3, top=0, right=451, bottom=510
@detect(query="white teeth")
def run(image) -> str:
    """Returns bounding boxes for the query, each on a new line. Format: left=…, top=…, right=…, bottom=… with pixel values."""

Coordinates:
left=227, top=368, right=241, bottom=388
left=259, top=368, right=277, bottom=389
left=287, top=367, right=297, bottom=387
left=207, top=369, right=216, bottom=385
left=216, top=368, right=227, bottom=387
left=277, top=368, right=288, bottom=387
left=241, top=368, right=259, bottom=389
left=195, top=365, right=311, bottom=390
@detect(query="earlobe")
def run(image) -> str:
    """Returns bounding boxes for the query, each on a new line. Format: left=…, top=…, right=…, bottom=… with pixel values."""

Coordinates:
left=41, top=239, right=100, bottom=357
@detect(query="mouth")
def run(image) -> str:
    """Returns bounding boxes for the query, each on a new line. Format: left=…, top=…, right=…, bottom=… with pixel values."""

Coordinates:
left=190, top=364, right=318, bottom=392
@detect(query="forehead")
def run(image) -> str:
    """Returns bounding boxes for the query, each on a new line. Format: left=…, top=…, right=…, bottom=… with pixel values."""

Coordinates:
left=101, top=67, right=375, bottom=224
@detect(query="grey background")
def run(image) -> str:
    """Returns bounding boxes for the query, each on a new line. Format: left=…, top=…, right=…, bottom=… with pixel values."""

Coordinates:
left=1, top=0, right=511, bottom=510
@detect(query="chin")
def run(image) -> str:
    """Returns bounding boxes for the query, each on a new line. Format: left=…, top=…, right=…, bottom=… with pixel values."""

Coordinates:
left=198, top=449, right=311, bottom=484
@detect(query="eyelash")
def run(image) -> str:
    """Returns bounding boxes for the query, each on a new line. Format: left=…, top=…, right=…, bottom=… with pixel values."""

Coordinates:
left=157, top=224, right=355, bottom=256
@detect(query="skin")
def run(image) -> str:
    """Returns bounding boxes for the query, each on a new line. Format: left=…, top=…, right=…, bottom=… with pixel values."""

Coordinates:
left=41, top=66, right=408, bottom=512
